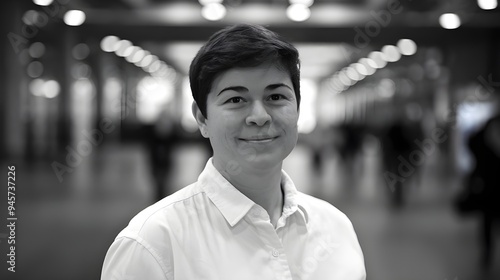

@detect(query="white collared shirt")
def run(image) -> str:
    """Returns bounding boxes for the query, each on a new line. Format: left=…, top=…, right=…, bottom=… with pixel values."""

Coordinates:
left=101, top=159, right=366, bottom=280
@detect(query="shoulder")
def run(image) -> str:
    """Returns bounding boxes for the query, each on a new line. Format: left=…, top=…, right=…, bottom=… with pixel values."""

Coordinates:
left=297, top=192, right=357, bottom=236
left=102, top=185, right=205, bottom=280
left=118, top=182, right=204, bottom=240
left=297, top=192, right=364, bottom=256
left=298, top=192, right=350, bottom=221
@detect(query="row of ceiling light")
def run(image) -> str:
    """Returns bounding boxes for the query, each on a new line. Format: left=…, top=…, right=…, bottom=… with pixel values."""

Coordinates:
left=29, top=0, right=314, bottom=25
left=199, top=0, right=314, bottom=22
left=326, top=39, right=417, bottom=94
left=31, top=0, right=497, bottom=26
left=433, top=0, right=498, bottom=29
left=100, top=36, right=177, bottom=80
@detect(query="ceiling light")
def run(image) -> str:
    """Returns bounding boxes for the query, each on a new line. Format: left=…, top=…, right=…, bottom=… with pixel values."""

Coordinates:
left=338, top=70, right=354, bottom=86
left=27, top=61, right=44, bottom=78
left=30, top=79, right=45, bottom=96
left=368, top=51, right=387, bottom=68
left=100, top=36, right=120, bottom=52
left=201, top=3, right=226, bottom=21
left=115, top=40, right=132, bottom=57
left=132, top=50, right=148, bottom=65
left=397, top=39, right=417, bottom=56
left=439, top=13, right=461, bottom=29
left=358, top=58, right=376, bottom=75
left=134, top=51, right=150, bottom=67
left=289, top=0, right=314, bottom=6
left=199, top=0, right=223, bottom=4
left=29, top=42, right=46, bottom=58
left=346, top=67, right=361, bottom=81
left=327, top=78, right=344, bottom=93
left=64, top=10, right=86, bottom=26
left=125, top=47, right=143, bottom=63
left=353, top=63, right=368, bottom=76
left=43, top=80, right=60, bottom=98
left=359, top=57, right=377, bottom=69
left=22, top=10, right=39, bottom=26
left=477, top=0, right=497, bottom=10
left=146, top=60, right=162, bottom=73
left=287, top=4, right=311, bottom=22
left=33, top=0, right=53, bottom=6
left=381, top=45, right=401, bottom=62
left=138, top=55, right=155, bottom=68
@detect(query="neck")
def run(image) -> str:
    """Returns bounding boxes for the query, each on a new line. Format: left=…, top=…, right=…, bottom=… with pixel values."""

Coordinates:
left=215, top=160, right=284, bottom=227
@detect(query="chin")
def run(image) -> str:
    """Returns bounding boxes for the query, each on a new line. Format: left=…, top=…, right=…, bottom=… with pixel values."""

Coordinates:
left=240, top=151, right=289, bottom=169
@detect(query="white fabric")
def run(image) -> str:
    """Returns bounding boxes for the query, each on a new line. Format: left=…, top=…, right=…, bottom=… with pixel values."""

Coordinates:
left=101, top=159, right=366, bottom=280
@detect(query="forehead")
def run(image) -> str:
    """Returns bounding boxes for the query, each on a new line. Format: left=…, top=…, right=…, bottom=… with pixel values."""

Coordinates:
left=210, top=63, right=293, bottom=92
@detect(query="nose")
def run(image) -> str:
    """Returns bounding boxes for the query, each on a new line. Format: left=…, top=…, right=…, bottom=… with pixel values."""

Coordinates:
left=246, top=101, right=271, bottom=126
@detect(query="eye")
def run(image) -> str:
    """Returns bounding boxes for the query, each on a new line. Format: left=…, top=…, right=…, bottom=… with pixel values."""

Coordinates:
left=269, top=94, right=286, bottom=101
left=225, top=97, right=244, bottom=104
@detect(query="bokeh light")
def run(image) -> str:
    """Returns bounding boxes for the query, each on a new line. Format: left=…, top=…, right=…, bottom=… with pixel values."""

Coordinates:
left=100, top=36, right=121, bottom=52
left=397, top=39, right=417, bottom=56
left=64, top=10, right=86, bottom=26
left=439, top=13, right=461, bottom=29
left=287, top=4, right=311, bottom=22
left=33, top=0, right=53, bottom=6
left=477, top=0, right=497, bottom=10
left=114, top=40, right=133, bottom=57
left=381, top=45, right=402, bottom=62
left=29, top=42, right=46, bottom=58
left=43, top=80, right=61, bottom=98
left=27, top=61, right=44, bottom=78
left=368, top=51, right=388, bottom=69
left=201, top=3, right=226, bottom=21
left=72, top=43, right=90, bottom=60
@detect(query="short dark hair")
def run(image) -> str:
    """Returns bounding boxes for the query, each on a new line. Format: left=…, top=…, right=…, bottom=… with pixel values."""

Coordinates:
left=189, top=24, right=301, bottom=118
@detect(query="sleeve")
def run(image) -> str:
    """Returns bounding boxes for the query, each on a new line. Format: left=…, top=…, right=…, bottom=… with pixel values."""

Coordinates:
left=101, top=237, right=171, bottom=280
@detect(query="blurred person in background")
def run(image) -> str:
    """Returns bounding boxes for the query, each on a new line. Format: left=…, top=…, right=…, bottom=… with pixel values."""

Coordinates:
left=143, top=109, right=177, bottom=201
left=381, top=120, right=413, bottom=208
left=380, top=115, right=425, bottom=209
left=458, top=111, right=500, bottom=268
left=101, top=24, right=365, bottom=280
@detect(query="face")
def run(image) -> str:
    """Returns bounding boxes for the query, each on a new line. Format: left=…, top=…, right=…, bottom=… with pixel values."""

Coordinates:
left=193, top=63, right=299, bottom=174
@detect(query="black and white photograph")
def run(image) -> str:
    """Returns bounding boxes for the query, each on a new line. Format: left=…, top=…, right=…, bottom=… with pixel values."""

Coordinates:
left=0, top=0, right=499, bottom=279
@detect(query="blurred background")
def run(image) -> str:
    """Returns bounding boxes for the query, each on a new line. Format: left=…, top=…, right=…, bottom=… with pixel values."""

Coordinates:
left=1, top=0, right=500, bottom=279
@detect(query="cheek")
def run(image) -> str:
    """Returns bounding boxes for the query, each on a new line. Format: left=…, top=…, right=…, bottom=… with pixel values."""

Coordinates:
left=218, top=112, right=244, bottom=133
left=277, top=107, right=299, bottom=128
left=207, top=115, right=242, bottom=144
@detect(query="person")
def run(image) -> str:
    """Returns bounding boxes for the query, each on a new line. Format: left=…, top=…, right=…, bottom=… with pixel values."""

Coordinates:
left=462, top=113, right=500, bottom=267
left=101, top=24, right=366, bottom=280
left=143, top=109, right=177, bottom=201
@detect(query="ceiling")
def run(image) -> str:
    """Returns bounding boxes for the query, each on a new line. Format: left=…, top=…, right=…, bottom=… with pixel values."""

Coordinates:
left=60, top=0, right=499, bottom=80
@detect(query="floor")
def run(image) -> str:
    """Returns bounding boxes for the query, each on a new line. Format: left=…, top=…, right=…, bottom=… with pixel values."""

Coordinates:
left=0, top=141, right=498, bottom=280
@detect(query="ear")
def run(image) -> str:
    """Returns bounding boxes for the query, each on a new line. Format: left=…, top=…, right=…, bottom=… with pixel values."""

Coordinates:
left=192, top=101, right=209, bottom=138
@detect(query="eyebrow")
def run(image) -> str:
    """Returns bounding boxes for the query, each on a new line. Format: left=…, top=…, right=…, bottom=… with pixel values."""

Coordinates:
left=217, top=83, right=292, bottom=96
left=266, top=83, right=293, bottom=91
left=217, top=86, right=247, bottom=96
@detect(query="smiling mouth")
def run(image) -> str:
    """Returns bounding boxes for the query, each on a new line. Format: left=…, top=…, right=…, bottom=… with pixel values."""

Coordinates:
left=239, top=136, right=278, bottom=143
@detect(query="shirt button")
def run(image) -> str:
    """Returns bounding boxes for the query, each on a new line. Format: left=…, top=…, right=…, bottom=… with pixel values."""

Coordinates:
left=272, top=249, right=279, bottom=257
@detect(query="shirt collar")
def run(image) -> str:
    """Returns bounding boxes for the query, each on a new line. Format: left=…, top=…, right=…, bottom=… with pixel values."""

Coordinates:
left=198, top=158, right=309, bottom=227
left=280, top=170, right=309, bottom=225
